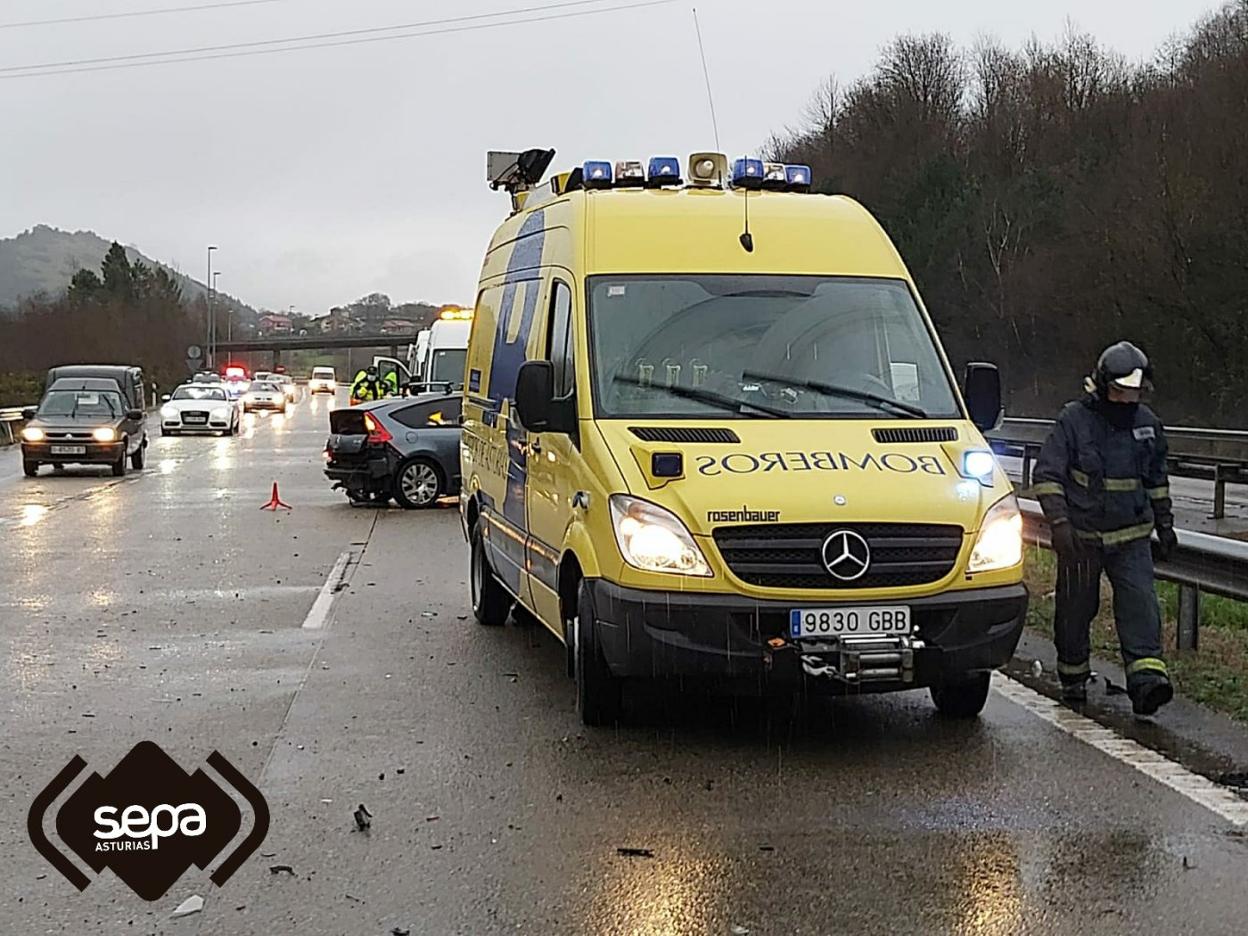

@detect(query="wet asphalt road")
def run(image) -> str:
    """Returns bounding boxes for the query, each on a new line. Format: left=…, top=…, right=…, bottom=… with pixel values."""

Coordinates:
left=2, top=395, right=1247, bottom=935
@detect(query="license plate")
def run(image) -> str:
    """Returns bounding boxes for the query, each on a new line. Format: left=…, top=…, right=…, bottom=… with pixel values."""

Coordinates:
left=184, top=416, right=207, bottom=424
left=50, top=445, right=87, bottom=455
left=789, top=606, right=911, bottom=639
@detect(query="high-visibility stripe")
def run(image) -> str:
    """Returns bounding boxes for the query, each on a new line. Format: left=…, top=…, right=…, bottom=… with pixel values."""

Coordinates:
left=1147, top=485, right=1170, bottom=499
left=1073, top=521, right=1155, bottom=546
left=1030, top=482, right=1065, bottom=497
left=1104, top=477, right=1141, bottom=492
left=1070, top=469, right=1090, bottom=487
left=1126, top=657, right=1169, bottom=676
left=1057, top=660, right=1091, bottom=677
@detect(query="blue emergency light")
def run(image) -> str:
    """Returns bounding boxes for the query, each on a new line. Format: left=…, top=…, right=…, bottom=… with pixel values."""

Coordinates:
left=647, top=156, right=682, bottom=186
left=583, top=160, right=613, bottom=189
left=785, top=164, right=812, bottom=192
left=732, top=157, right=765, bottom=190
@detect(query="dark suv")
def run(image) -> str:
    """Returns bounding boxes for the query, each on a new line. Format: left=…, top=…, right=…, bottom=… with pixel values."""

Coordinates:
left=21, top=377, right=147, bottom=477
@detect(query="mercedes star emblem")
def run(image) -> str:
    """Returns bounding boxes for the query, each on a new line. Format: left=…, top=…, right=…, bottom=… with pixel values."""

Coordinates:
left=821, top=530, right=871, bottom=581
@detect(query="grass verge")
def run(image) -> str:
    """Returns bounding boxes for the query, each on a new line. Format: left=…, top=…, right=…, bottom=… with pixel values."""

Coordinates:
left=1023, top=547, right=1248, bottom=722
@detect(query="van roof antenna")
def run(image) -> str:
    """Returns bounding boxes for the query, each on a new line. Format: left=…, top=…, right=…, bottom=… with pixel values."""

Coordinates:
left=740, top=188, right=753, bottom=253
left=692, top=8, right=721, bottom=152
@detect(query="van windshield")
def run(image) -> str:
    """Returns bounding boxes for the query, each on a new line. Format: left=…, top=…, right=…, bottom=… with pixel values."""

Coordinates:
left=588, top=275, right=961, bottom=420
left=428, top=349, right=466, bottom=385
left=39, top=390, right=124, bottom=419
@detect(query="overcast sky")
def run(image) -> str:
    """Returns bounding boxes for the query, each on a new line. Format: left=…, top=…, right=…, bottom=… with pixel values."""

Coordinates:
left=0, top=0, right=1225, bottom=314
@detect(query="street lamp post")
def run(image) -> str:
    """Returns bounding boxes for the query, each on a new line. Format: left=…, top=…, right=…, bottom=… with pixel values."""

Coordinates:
left=206, top=245, right=218, bottom=369
left=214, top=272, right=225, bottom=344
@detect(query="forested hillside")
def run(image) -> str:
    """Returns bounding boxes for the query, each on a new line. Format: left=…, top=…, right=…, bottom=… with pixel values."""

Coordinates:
left=769, top=1, right=1248, bottom=424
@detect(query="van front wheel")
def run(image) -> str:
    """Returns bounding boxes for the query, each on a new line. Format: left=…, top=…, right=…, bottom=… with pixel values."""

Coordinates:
left=575, top=582, right=623, bottom=727
left=930, top=672, right=991, bottom=719
left=470, top=524, right=511, bottom=626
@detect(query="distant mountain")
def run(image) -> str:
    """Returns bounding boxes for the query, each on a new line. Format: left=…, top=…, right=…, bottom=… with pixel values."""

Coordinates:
left=0, top=225, right=255, bottom=318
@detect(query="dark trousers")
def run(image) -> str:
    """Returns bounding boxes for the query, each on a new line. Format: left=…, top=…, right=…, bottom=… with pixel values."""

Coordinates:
left=1054, top=537, right=1165, bottom=689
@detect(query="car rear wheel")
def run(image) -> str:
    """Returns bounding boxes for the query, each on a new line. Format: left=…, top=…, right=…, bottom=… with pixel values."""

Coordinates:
left=930, top=672, right=992, bottom=719
left=22, top=460, right=39, bottom=477
left=394, top=458, right=442, bottom=509
left=575, top=581, right=623, bottom=727
left=470, top=524, right=511, bottom=626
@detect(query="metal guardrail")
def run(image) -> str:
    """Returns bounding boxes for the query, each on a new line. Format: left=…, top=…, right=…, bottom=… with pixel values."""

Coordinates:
left=991, top=417, right=1248, bottom=519
left=1020, top=498, right=1248, bottom=651
left=0, top=405, right=29, bottom=445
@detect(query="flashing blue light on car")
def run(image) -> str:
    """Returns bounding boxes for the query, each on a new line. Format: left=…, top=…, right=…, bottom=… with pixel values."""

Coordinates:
left=647, top=156, right=682, bottom=186
left=963, top=450, right=997, bottom=483
left=785, top=164, right=813, bottom=191
left=583, top=161, right=613, bottom=189
left=731, top=157, right=765, bottom=190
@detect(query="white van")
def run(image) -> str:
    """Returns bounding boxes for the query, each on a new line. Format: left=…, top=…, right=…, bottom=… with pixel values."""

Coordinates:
left=308, top=366, right=337, bottom=394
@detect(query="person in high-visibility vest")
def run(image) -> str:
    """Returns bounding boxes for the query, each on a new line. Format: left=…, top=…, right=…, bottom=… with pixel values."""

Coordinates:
left=351, top=366, right=384, bottom=405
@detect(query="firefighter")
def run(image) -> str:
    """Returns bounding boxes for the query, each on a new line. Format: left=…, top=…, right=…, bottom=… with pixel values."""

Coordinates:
left=351, top=365, right=384, bottom=404
left=1032, top=341, right=1177, bottom=716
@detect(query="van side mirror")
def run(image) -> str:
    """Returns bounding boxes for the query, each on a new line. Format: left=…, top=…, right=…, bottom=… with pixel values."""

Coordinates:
left=22, top=407, right=37, bottom=420
left=963, top=363, right=1003, bottom=432
left=126, top=408, right=144, bottom=421
left=515, top=361, right=555, bottom=432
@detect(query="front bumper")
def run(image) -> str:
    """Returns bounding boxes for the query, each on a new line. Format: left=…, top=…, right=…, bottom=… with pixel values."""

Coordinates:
left=21, top=441, right=125, bottom=464
left=243, top=399, right=285, bottom=411
left=163, top=418, right=230, bottom=432
left=589, top=580, right=1028, bottom=693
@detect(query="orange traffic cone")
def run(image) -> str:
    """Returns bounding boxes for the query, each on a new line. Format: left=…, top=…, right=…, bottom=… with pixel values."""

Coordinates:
left=260, top=481, right=291, bottom=511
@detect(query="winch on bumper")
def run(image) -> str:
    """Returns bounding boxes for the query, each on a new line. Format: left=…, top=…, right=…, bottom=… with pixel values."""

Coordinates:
left=586, top=581, right=1027, bottom=694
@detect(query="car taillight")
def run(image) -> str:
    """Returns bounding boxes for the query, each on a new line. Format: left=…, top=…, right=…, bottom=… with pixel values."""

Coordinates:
left=363, top=413, right=392, bottom=444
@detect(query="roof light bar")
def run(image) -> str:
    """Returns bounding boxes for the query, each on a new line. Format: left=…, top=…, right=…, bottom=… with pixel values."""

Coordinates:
left=647, top=156, right=682, bottom=187
left=583, top=160, right=613, bottom=189
left=615, top=160, right=646, bottom=187
left=785, top=164, right=812, bottom=192
left=731, top=157, right=764, bottom=190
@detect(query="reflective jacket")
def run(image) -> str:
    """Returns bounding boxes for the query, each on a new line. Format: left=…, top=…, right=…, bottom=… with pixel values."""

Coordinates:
left=352, top=375, right=383, bottom=402
left=1032, top=396, right=1174, bottom=546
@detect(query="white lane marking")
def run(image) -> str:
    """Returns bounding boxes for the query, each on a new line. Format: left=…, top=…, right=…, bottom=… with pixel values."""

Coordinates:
left=993, top=672, right=1248, bottom=826
left=301, top=550, right=353, bottom=630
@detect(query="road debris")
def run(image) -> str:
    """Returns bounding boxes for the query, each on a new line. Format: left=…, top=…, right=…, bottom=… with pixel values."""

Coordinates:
left=616, top=847, right=654, bottom=858
left=1030, top=659, right=1044, bottom=679
left=354, top=803, right=373, bottom=831
left=391, top=927, right=412, bottom=935
left=171, top=895, right=204, bottom=918
left=1105, top=677, right=1128, bottom=696
left=269, top=864, right=295, bottom=875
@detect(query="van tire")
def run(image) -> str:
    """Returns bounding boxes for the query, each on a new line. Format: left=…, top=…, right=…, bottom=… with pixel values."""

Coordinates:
left=111, top=450, right=127, bottom=477
left=470, top=524, right=511, bottom=626
left=23, top=460, right=39, bottom=477
left=575, top=581, right=623, bottom=727
left=930, top=672, right=991, bottom=719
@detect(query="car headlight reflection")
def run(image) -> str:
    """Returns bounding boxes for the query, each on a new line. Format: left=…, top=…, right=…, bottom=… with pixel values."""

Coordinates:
left=21, top=426, right=45, bottom=442
left=92, top=427, right=117, bottom=442
left=610, top=494, right=712, bottom=577
left=968, top=494, right=1023, bottom=573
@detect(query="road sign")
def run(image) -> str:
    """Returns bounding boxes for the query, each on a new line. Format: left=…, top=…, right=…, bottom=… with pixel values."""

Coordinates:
left=187, top=344, right=203, bottom=360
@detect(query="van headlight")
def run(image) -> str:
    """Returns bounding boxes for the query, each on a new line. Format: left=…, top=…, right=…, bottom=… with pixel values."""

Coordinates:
left=610, top=495, right=712, bottom=577
left=92, top=427, right=117, bottom=442
left=968, top=494, right=1023, bottom=573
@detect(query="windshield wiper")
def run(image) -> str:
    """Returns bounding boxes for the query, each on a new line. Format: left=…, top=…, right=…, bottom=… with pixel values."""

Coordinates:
left=614, top=374, right=790, bottom=419
left=742, top=370, right=929, bottom=418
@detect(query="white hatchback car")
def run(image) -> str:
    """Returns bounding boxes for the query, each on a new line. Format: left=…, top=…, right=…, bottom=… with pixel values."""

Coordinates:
left=241, top=381, right=289, bottom=414
left=160, top=384, right=239, bottom=436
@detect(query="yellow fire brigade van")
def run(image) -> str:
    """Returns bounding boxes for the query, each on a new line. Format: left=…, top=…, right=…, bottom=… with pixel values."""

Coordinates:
left=461, top=149, right=1026, bottom=725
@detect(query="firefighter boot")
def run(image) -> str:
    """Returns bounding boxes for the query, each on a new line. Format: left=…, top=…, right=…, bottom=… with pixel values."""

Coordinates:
left=1129, top=669, right=1173, bottom=717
